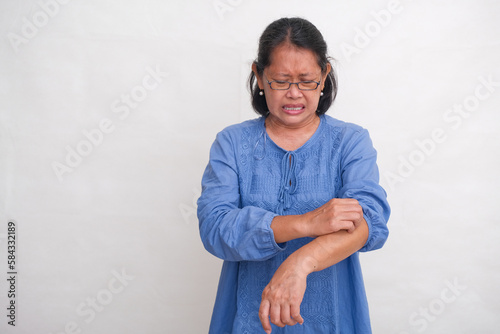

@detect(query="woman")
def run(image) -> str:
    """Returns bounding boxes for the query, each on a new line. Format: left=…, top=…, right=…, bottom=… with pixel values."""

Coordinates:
left=197, top=17, right=390, bottom=334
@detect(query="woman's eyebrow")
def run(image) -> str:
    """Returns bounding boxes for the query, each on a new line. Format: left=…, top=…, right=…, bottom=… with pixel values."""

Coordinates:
left=269, top=72, right=291, bottom=78
left=270, top=72, right=317, bottom=79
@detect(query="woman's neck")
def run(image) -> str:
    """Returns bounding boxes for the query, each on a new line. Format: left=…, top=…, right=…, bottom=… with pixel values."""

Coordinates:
left=265, top=114, right=321, bottom=151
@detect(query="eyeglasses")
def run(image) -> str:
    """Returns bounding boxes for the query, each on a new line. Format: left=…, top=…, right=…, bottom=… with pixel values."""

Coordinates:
left=265, top=76, right=322, bottom=91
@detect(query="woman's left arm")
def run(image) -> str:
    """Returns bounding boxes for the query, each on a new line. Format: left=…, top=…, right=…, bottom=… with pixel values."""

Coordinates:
left=259, top=218, right=368, bottom=332
left=259, top=127, right=390, bottom=333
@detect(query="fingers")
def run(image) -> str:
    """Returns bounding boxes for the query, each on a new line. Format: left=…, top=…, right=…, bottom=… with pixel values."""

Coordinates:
left=259, top=258, right=307, bottom=332
left=326, top=199, right=363, bottom=233
left=290, top=303, right=304, bottom=325
left=270, top=303, right=286, bottom=328
left=260, top=300, right=303, bottom=333
left=278, top=303, right=297, bottom=327
left=259, top=300, right=272, bottom=334
left=329, top=198, right=359, bottom=206
left=345, top=221, right=356, bottom=233
left=329, top=200, right=363, bottom=216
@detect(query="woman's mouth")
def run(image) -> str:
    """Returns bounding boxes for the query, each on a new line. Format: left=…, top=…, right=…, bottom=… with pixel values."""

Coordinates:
left=282, top=105, right=305, bottom=115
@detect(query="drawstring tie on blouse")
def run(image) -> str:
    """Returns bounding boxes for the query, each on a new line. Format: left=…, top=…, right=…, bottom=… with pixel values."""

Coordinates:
left=278, top=152, right=297, bottom=213
left=252, top=123, right=298, bottom=213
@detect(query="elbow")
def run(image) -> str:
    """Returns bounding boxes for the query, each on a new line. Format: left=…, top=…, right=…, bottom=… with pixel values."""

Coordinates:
left=358, top=209, right=389, bottom=252
left=360, top=225, right=389, bottom=252
left=198, top=214, right=241, bottom=261
left=198, top=216, right=223, bottom=259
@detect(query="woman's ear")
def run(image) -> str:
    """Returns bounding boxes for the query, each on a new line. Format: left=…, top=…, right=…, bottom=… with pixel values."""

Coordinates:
left=252, top=63, right=264, bottom=90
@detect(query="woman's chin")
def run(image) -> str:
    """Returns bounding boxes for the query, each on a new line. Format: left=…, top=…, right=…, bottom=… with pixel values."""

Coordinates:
left=268, top=109, right=318, bottom=126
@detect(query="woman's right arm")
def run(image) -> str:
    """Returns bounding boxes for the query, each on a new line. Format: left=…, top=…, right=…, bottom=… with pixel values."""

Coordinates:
left=197, top=130, right=284, bottom=262
left=198, top=129, right=366, bottom=261
left=270, top=198, right=362, bottom=243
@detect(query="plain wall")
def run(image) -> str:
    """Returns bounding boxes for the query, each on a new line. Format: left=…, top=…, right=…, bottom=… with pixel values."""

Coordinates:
left=1, top=0, right=499, bottom=333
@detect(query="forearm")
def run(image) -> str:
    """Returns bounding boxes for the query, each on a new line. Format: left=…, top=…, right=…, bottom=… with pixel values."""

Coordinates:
left=288, top=218, right=369, bottom=274
left=270, top=214, right=307, bottom=244
left=199, top=205, right=283, bottom=261
left=270, top=198, right=363, bottom=244
left=259, top=217, right=369, bottom=331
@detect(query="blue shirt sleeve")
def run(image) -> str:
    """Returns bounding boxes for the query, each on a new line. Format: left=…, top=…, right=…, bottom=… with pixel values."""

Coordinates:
left=197, top=130, right=285, bottom=262
left=337, top=128, right=390, bottom=252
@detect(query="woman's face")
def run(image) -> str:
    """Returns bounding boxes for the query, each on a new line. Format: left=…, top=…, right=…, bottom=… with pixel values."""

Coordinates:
left=254, top=43, right=330, bottom=129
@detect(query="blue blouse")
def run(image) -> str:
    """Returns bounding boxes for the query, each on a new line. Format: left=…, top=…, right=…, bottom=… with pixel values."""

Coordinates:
left=197, top=114, right=390, bottom=334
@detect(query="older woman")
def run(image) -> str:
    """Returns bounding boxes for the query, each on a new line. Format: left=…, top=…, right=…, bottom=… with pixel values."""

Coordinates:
left=197, top=17, right=390, bottom=334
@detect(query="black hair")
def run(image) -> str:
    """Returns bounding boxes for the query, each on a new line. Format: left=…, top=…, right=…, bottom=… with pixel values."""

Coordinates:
left=248, top=17, right=338, bottom=116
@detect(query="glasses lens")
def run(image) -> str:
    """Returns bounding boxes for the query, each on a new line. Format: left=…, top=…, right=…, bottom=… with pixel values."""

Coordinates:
left=270, top=81, right=290, bottom=90
left=298, top=81, right=319, bottom=90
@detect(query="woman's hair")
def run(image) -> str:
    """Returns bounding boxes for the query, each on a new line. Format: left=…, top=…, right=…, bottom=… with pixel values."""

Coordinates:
left=248, top=17, right=338, bottom=116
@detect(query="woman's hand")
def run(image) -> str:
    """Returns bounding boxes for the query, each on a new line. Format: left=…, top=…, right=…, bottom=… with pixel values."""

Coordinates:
left=303, top=198, right=363, bottom=238
left=259, top=257, right=307, bottom=334
left=261, top=198, right=368, bottom=333
left=271, top=198, right=363, bottom=244
left=261, top=199, right=369, bottom=333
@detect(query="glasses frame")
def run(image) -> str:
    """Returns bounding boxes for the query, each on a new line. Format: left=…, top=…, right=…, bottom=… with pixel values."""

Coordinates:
left=265, top=75, right=322, bottom=91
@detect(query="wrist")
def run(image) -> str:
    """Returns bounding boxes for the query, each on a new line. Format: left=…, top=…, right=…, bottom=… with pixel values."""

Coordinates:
left=288, top=251, right=318, bottom=276
left=295, top=212, right=312, bottom=238
left=294, top=213, right=310, bottom=238
left=271, top=214, right=309, bottom=243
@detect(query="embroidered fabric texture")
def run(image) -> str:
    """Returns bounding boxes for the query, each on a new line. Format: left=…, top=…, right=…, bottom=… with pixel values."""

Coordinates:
left=198, top=114, right=390, bottom=334
left=234, top=116, right=342, bottom=333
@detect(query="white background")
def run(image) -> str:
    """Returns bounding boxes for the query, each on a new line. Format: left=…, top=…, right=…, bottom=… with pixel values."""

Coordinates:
left=1, top=0, right=499, bottom=333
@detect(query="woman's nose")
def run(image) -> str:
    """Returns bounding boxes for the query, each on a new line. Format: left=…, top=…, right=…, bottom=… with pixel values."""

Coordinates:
left=286, top=83, right=303, bottom=98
